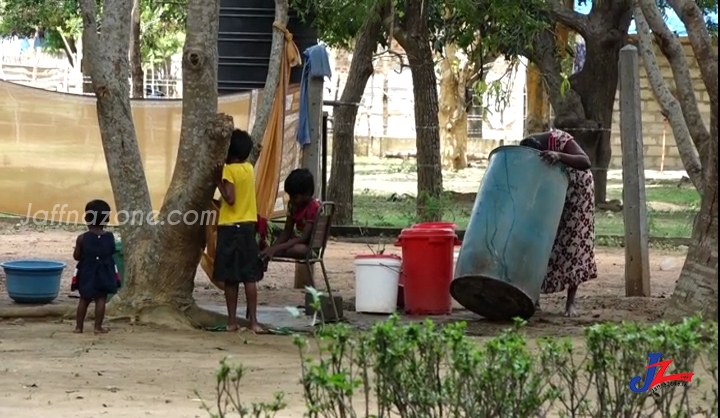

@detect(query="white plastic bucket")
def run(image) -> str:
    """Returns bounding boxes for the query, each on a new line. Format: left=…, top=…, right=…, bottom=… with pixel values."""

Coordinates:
left=354, top=254, right=402, bottom=314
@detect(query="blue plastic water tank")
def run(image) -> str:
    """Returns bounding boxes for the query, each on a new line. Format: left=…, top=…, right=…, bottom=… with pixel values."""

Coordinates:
left=450, top=146, right=569, bottom=320
left=218, top=0, right=318, bottom=94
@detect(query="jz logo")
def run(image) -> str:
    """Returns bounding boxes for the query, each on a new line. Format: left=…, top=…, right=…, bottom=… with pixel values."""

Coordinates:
left=628, top=352, right=694, bottom=393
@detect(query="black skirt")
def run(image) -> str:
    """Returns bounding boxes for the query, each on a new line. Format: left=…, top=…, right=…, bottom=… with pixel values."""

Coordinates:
left=213, top=223, right=263, bottom=283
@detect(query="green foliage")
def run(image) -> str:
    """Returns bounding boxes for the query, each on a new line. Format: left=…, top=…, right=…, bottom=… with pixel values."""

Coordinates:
left=291, top=0, right=551, bottom=61
left=196, top=358, right=286, bottom=418
left=291, top=0, right=384, bottom=49
left=0, top=0, right=80, bottom=37
left=207, top=315, right=718, bottom=417
left=441, top=0, right=549, bottom=57
left=0, top=0, right=185, bottom=67
left=140, top=0, right=186, bottom=66
left=0, top=0, right=86, bottom=52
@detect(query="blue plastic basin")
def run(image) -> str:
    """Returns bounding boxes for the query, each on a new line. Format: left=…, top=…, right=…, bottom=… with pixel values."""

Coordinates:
left=1, top=259, right=67, bottom=304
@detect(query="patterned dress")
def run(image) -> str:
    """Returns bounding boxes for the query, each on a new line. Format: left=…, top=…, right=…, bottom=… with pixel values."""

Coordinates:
left=540, top=130, right=598, bottom=294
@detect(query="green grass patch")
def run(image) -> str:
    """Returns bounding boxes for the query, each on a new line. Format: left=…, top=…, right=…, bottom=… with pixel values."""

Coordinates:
left=353, top=183, right=698, bottom=238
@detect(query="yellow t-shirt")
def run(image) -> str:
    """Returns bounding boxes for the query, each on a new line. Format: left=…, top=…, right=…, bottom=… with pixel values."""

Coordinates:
left=217, top=162, right=258, bottom=225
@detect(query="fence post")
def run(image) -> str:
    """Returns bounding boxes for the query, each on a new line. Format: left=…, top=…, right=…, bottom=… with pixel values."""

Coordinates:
left=303, top=77, right=324, bottom=199
left=618, top=44, right=651, bottom=297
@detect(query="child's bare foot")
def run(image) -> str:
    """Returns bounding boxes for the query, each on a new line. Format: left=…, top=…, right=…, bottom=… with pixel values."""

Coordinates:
left=93, top=327, right=109, bottom=334
left=73, top=328, right=83, bottom=334
left=248, top=322, right=268, bottom=334
left=226, top=324, right=239, bottom=332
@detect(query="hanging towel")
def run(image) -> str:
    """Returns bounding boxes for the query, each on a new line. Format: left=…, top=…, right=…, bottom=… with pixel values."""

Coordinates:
left=297, top=44, right=332, bottom=146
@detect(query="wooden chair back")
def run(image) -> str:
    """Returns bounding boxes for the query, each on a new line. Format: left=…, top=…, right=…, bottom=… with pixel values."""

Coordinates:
left=308, top=202, right=335, bottom=258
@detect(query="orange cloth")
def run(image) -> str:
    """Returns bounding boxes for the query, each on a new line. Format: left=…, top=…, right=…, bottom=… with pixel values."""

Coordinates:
left=200, top=23, right=301, bottom=287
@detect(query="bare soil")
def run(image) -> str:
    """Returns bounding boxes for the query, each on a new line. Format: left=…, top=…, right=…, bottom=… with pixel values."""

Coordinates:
left=0, top=226, right=689, bottom=416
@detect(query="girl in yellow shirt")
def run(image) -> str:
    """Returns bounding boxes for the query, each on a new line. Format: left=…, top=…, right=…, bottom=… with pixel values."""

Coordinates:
left=213, top=129, right=264, bottom=333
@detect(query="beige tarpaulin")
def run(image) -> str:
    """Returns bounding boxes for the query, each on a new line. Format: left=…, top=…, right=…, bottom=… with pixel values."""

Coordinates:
left=200, top=23, right=302, bottom=286
left=0, top=80, right=250, bottom=220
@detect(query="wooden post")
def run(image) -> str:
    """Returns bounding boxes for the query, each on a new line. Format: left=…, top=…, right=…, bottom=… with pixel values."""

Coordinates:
left=295, top=75, right=324, bottom=289
left=618, top=45, right=651, bottom=297
left=302, top=77, right=324, bottom=198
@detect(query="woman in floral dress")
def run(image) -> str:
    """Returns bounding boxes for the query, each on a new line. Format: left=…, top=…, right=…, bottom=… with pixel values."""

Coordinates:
left=520, top=129, right=597, bottom=316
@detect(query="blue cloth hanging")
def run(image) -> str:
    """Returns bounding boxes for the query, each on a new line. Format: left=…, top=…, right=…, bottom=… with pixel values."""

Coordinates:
left=297, top=44, right=332, bottom=146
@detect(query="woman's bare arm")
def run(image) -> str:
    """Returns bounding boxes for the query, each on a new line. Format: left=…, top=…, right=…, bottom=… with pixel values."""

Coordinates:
left=557, top=140, right=591, bottom=170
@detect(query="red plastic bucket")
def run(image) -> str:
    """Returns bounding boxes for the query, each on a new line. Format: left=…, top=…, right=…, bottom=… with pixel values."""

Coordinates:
left=394, top=228, right=456, bottom=315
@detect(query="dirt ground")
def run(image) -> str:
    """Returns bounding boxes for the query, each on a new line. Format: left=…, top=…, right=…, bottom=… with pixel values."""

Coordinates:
left=0, top=226, right=689, bottom=416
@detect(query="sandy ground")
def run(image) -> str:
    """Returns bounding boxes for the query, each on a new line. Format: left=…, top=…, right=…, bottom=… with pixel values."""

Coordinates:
left=0, top=226, right=690, bottom=416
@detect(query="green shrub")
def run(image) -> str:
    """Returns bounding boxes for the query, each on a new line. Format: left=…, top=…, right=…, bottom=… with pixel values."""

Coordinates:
left=202, top=316, right=718, bottom=418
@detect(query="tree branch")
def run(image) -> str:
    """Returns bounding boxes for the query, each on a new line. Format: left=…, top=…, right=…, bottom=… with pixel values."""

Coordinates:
left=248, top=0, right=290, bottom=164
left=79, top=0, right=100, bottom=76
left=381, top=0, right=408, bottom=46
left=525, top=28, right=587, bottom=126
left=80, top=0, right=154, bottom=241
left=633, top=1, right=704, bottom=191
left=638, top=0, right=711, bottom=165
left=666, top=0, right=718, bottom=106
left=548, top=0, right=590, bottom=37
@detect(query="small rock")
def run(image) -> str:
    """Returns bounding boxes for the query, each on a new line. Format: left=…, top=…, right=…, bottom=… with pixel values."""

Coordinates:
left=659, top=258, right=676, bottom=271
left=678, top=245, right=689, bottom=252
left=8, top=319, right=24, bottom=326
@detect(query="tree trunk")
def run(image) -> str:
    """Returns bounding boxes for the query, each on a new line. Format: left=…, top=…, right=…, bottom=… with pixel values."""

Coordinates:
left=527, top=2, right=632, bottom=205
left=129, top=0, right=144, bottom=98
left=327, top=13, right=383, bottom=225
left=248, top=0, right=289, bottom=164
left=81, top=0, right=237, bottom=328
left=438, top=44, right=468, bottom=170
left=525, top=63, right=550, bottom=135
left=386, top=0, right=443, bottom=221
left=665, top=121, right=718, bottom=321
left=634, top=1, right=704, bottom=191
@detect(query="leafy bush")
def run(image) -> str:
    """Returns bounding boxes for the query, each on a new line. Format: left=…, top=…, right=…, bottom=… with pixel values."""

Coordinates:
left=197, top=359, right=286, bottom=418
left=202, top=316, right=718, bottom=418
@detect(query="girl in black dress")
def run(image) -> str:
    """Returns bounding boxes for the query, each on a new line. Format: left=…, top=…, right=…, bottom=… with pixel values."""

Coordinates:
left=72, top=199, right=120, bottom=334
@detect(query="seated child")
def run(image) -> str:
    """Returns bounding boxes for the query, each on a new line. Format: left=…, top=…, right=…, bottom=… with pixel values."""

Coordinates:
left=260, top=168, right=320, bottom=260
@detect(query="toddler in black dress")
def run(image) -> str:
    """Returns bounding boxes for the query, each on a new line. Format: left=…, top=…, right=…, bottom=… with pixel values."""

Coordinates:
left=72, top=199, right=120, bottom=334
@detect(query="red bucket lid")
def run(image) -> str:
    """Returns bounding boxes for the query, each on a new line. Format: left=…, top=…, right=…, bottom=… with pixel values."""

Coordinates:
left=354, top=254, right=401, bottom=260
left=398, top=227, right=457, bottom=239
left=412, top=222, right=457, bottom=230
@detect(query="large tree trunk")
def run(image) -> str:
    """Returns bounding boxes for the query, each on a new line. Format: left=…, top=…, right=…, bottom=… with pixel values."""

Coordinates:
left=80, top=0, right=235, bottom=328
left=665, top=123, right=718, bottom=321
left=385, top=0, right=443, bottom=221
left=657, top=0, right=718, bottom=321
left=528, top=1, right=632, bottom=205
left=438, top=43, right=469, bottom=171
left=129, top=0, right=144, bottom=98
left=327, top=14, right=383, bottom=225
